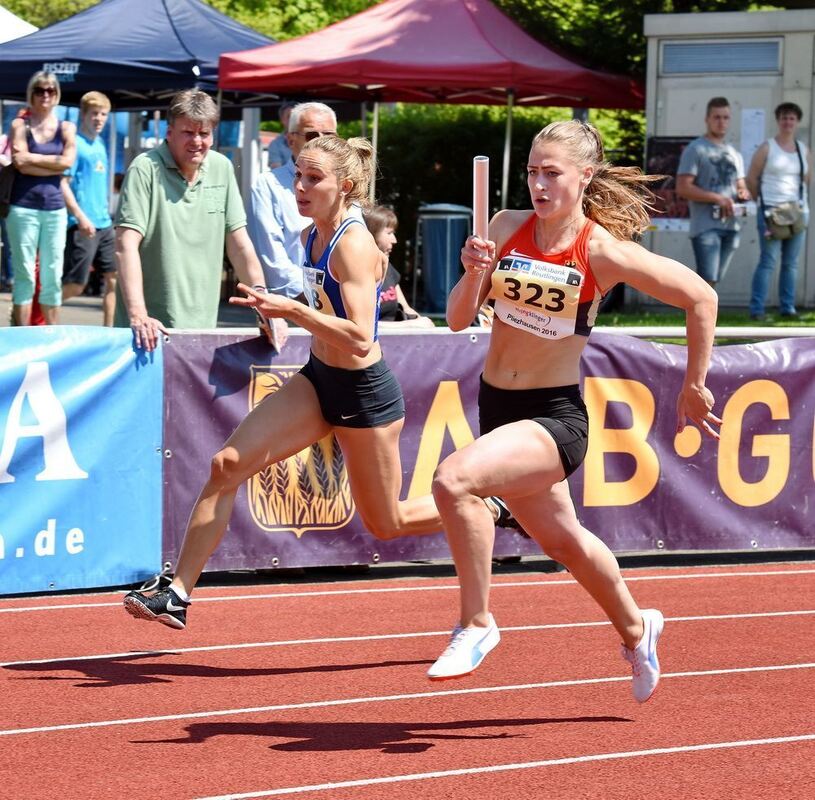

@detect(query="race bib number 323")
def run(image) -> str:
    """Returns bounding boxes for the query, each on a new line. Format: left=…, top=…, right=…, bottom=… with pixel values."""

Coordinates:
left=490, top=256, right=583, bottom=339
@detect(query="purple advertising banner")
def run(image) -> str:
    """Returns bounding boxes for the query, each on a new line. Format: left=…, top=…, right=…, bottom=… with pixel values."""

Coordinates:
left=576, top=333, right=815, bottom=552
left=162, top=330, right=815, bottom=573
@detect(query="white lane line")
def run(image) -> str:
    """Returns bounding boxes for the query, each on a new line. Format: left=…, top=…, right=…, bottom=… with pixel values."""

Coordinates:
left=2, top=608, right=814, bottom=669
left=1, top=568, right=814, bottom=614
left=1, top=661, right=814, bottom=738
left=193, top=733, right=815, bottom=799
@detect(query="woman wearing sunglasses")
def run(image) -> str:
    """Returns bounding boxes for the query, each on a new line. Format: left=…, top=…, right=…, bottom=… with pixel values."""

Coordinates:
left=6, top=71, right=76, bottom=325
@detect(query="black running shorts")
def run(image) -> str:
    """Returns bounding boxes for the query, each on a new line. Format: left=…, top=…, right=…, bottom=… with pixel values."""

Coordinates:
left=62, top=225, right=116, bottom=286
left=299, top=352, right=405, bottom=428
left=478, top=377, right=589, bottom=478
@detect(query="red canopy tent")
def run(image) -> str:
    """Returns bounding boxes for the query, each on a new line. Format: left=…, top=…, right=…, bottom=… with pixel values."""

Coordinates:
left=219, top=0, right=644, bottom=204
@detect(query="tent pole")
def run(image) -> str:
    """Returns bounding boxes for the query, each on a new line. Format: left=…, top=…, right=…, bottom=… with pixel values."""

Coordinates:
left=127, top=112, right=142, bottom=167
left=108, top=110, right=117, bottom=206
left=369, top=101, right=379, bottom=203
left=501, top=89, right=515, bottom=209
left=240, top=106, right=261, bottom=202
left=215, top=89, right=223, bottom=148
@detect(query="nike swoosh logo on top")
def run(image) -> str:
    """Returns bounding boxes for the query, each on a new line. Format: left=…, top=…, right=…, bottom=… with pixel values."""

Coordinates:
left=507, top=248, right=529, bottom=257
left=340, top=413, right=359, bottom=420
left=166, top=600, right=187, bottom=612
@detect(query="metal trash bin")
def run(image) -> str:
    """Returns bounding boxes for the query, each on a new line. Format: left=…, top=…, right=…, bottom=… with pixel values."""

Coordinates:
left=412, top=203, right=472, bottom=313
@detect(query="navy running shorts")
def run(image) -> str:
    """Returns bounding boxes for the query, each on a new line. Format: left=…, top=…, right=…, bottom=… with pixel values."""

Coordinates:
left=299, top=351, right=405, bottom=429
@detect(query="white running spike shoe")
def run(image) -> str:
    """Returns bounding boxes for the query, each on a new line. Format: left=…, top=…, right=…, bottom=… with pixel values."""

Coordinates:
left=427, top=615, right=500, bottom=680
left=621, top=608, right=664, bottom=702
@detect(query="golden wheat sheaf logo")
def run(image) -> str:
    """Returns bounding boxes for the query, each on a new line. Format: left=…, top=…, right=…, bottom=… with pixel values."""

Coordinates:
left=248, top=365, right=355, bottom=537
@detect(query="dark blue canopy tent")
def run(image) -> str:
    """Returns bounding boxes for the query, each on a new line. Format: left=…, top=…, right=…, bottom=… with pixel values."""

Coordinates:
left=0, top=0, right=274, bottom=108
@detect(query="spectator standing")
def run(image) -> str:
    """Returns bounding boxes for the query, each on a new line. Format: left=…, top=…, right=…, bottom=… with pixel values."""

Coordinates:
left=246, top=102, right=337, bottom=301
left=676, top=97, right=751, bottom=289
left=61, top=91, right=117, bottom=326
left=114, top=89, right=271, bottom=348
left=746, top=102, right=811, bottom=320
left=5, top=72, right=76, bottom=325
left=266, top=102, right=295, bottom=170
left=363, top=204, right=434, bottom=328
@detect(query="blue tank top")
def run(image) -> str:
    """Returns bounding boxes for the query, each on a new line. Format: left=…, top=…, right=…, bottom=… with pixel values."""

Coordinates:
left=10, top=120, right=66, bottom=211
left=303, top=217, right=382, bottom=341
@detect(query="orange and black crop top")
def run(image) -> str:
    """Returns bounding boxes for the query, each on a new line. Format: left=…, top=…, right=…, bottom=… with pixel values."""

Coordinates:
left=488, top=213, right=602, bottom=339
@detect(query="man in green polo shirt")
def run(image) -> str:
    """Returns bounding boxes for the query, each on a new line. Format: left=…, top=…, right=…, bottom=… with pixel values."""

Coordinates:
left=115, top=89, right=270, bottom=350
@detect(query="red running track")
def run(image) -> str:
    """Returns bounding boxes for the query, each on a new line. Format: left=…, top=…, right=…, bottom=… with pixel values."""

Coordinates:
left=2, top=563, right=815, bottom=799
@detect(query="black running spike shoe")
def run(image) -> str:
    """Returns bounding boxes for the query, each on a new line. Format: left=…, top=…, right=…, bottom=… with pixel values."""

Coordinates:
left=123, top=587, right=189, bottom=630
left=486, top=496, right=530, bottom=538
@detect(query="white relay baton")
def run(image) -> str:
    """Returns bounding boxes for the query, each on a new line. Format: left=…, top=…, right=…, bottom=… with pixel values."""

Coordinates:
left=473, top=155, right=489, bottom=240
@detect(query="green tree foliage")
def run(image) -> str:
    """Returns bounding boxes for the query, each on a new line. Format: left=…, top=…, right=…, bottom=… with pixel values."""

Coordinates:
left=3, top=0, right=379, bottom=37
left=4, top=0, right=94, bottom=29
left=203, top=0, right=378, bottom=40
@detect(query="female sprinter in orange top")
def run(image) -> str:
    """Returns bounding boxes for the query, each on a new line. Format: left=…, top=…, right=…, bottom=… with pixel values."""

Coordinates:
left=427, top=121, right=721, bottom=702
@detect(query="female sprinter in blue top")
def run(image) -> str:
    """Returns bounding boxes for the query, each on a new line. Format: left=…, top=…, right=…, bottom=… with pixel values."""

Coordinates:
left=123, top=135, right=502, bottom=630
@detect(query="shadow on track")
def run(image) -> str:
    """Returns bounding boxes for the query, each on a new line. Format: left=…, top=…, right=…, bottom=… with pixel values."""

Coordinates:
left=3, top=652, right=434, bottom=688
left=132, top=715, right=633, bottom=754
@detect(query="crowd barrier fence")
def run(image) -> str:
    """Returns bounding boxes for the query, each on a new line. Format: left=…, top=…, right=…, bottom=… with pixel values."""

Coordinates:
left=1, top=326, right=813, bottom=595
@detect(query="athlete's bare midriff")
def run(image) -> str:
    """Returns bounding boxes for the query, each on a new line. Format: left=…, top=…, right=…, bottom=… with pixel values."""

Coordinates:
left=482, top=317, right=588, bottom=389
left=310, top=337, right=384, bottom=371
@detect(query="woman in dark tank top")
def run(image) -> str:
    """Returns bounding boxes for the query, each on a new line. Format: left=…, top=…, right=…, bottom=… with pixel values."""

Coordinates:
left=5, top=71, right=76, bottom=325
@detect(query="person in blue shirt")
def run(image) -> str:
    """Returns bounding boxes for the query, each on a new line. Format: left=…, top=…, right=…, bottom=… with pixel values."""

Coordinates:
left=246, top=102, right=337, bottom=301
left=675, top=97, right=751, bottom=290
left=61, top=91, right=116, bottom=325
left=266, top=101, right=294, bottom=170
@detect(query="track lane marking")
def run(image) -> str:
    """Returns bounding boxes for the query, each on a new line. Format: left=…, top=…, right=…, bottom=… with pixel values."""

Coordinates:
left=3, top=608, right=814, bottom=668
left=2, top=568, right=814, bottom=614
left=192, top=733, right=815, bottom=799
left=1, top=661, right=814, bottom=737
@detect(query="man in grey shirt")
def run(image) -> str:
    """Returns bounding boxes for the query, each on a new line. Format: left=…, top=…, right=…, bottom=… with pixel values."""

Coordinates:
left=676, top=96, right=751, bottom=288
